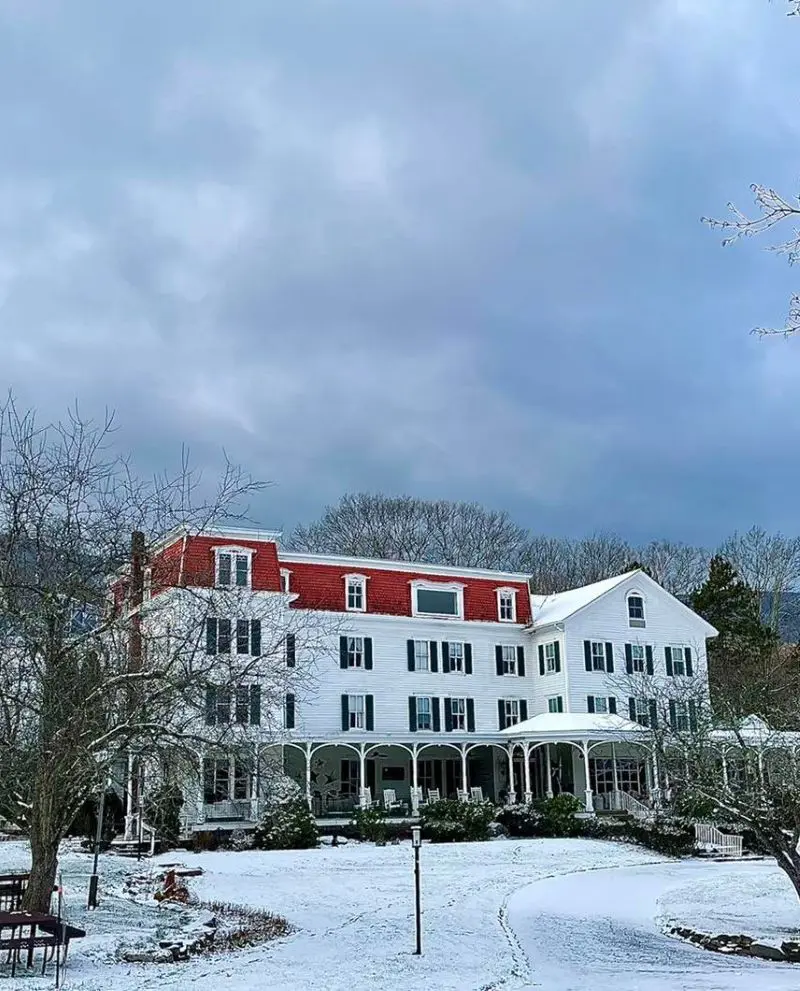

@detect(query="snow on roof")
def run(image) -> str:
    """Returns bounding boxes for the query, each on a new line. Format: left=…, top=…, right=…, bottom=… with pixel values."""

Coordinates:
left=530, top=571, right=638, bottom=627
left=500, top=712, right=649, bottom=740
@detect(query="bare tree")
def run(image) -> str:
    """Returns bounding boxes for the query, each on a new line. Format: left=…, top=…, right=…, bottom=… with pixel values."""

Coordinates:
left=519, top=535, right=577, bottom=594
left=631, top=540, right=709, bottom=599
left=0, top=397, right=327, bottom=911
left=718, top=526, right=800, bottom=632
left=289, top=493, right=528, bottom=570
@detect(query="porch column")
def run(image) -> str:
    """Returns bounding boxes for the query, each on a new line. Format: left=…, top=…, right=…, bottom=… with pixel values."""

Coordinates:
left=650, top=750, right=661, bottom=808
left=304, top=743, right=313, bottom=811
left=411, top=745, right=420, bottom=816
left=757, top=750, right=766, bottom=798
left=581, top=741, right=593, bottom=813
left=125, top=752, right=135, bottom=840
left=359, top=744, right=368, bottom=808
left=251, top=743, right=260, bottom=821
left=196, top=751, right=205, bottom=827
left=506, top=745, right=516, bottom=805
left=610, top=742, right=619, bottom=808
left=721, top=750, right=729, bottom=790
left=523, top=743, right=532, bottom=804
left=545, top=744, right=554, bottom=798
left=460, top=746, right=468, bottom=795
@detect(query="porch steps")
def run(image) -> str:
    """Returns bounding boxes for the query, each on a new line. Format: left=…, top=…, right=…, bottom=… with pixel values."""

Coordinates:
left=109, top=837, right=161, bottom=858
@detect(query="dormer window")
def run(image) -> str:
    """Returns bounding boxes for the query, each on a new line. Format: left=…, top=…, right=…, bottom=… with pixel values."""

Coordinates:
left=410, top=581, right=464, bottom=619
left=215, top=547, right=253, bottom=589
left=497, top=588, right=517, bottom=623
left=345, top=574, right=367, bottom=612
left=627, top=593, right=645, bottom=628
left=280, top=569, right=292, bottom=594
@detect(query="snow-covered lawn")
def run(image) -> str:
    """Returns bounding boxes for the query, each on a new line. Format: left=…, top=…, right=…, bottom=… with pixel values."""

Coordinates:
left=1, top=838, right=799, bottom=990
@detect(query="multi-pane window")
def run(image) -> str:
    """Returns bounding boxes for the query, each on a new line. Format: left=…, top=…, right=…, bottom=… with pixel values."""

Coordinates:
left=348, top=695, right=365, bottom=730
left=206, top=684, right=261, bottom=726
left=631, top=644, right=645, bottom=673
left=545, top=642, right=558, bottom=673
left=346, top=577, right=366, bottom=612
left=203, top=758, right=249, bottom=803
left=498, top=589, right=516, bottom=622
left=633, top=699, right=650, bottom=726
left=591, top=641, right=606, bottom=671
left=448, top=642, right=464, bottom=673
left=548, top=696, right=563, bottom=713
left=216, top=687, right=231, bottom=724
left=450, top=698, right=466, bottom=730
left=216, top=551, right=250, bottom=588
left=414, top=640, right=430, bottom=672
left=207, top=618, right=260, bottom=656
left=672, top=701, right=689, bottom=732
left=502, top=645, right=517, bottom=675
left=504, top=699, right=521, bottom=726
left=670, top=646, right=686, bottom=677
left=416, top=696, right=432, bottom=731
left=347, top=637, right=364, bottom=668
left=628, top=594, right=645, bottom=627
left=592, top=696, right=609, bottom=714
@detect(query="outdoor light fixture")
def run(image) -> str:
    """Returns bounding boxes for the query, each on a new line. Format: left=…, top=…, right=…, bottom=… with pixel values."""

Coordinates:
left=411, top=825, right=422, bottom=954
left=411, top=825, right=421, bottom=848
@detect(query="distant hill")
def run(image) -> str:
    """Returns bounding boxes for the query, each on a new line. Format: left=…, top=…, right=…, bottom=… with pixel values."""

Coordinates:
left=761, top=592, right=800, bottom=644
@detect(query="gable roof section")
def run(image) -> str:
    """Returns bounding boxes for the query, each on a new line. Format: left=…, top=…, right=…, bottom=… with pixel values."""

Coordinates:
left=530, top=569, right=718, bottom=636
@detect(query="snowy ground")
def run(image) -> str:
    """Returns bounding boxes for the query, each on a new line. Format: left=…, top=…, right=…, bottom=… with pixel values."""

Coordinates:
left=1, top=837, right=799, bottom=990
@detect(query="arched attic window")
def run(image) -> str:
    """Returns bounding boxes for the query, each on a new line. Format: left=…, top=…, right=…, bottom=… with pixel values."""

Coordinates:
left=627, top=591, right=646, bottom=628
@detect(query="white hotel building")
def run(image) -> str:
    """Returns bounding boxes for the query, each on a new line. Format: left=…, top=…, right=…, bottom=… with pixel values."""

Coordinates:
left=128, top=528, right=717, bottom=832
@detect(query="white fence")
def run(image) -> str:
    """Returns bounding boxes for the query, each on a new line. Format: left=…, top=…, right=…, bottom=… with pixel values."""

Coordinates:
left=694, top=822, right=743, bottom=858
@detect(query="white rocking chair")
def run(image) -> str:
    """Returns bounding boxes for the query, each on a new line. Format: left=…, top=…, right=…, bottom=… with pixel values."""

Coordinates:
left=426, top=788, right=440, bottom=804
left=456, top=789, right=469, bottom=803
left=360, top=787, right=377, bottom=809
left=383, top=788, right=403, bottom=812
left=470, top=786, right=484, bottom=802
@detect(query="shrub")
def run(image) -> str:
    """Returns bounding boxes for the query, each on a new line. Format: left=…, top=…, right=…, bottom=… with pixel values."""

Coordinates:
left=495, top=804, right=543, bottom=838
left=420, top=799, right=496, bottom=843
left=535, top=794, right=585, bottom=837
left=253, top=798, right=319, bottom=851
left=593, top=815, right=695, bottom=857
left=350, top=805, right=388, bottom=843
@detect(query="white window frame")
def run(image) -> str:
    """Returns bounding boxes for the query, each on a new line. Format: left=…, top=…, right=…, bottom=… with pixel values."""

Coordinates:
left=280, top=569, right=292, bottom=594
left=447, top=641, right=464, bottom=673
left=504, top=699, right=521, bottom=726
left=631, top=644, right=645, bottom=673
left=496, top=587, right=517, bottom=623
left=450, top=697, right=466, bottom=730
left=547, top=696, right=563, bottom=714
left=410, top=580, right=464, bottom=620
left=634, top=699, right=650, bottom=726
left=592, top=696, right=609, bottom=714
left=670, top=645, right=687, bottom=677
left=348, top=694, right=365, bottom=730
left=627, top=592, right=646, bottom=628
left=416, top=696, right=432, bottom=731
left=344, top=573, right=367, bottom=613
left=413, top=640, right=430, bottom=672
left=346, top=636, right=364, bottom=668
left=544, top=642, right=557, bottom=674
left=501, top=644, right=517, bottom=676
left=590, top=641, right=606, bottom=672
left=673, top=700, right=689, bottom=732
left=214, top=545, right=254, bottom=589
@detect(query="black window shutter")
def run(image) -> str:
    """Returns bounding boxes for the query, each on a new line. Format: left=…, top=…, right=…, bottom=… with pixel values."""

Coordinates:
left=285, top=692, right=295, bottom=729
left=432, top=697, right=441, bottom=732
left=443, top=697, right=453, bottom=732
left=237, top=619, right=250, bottom=654
left=587, top=695, right=595, bottom=714
left=584, top=640, right=592, bottom=672
left=684, top=647, right=693, bottom=677
left=605, top=642, right=614, bottom=673
left=625, top=643, right=633, bottom=675
left=665, top=646, right=673, bottom=677
left=407, top=640, right=416, bottom=672
left=517, top=646, right=526, bottom=677
left=250, top=619, right=261, bottom=656
left=442, top=642, right=450, bottom=674
left=340, top=636, right=348, bottom=670
left=649, top=699, right=658, bottom=729
left=341, top=694, right=349, bottom=731
left=250, top=685, right=261, bottom=725
left=206, top=618, right=217, bottom=655
left=495, top=645, right=503, bottom=676
left=609, top=697, right=617, bottom=715
left=205, top=685, right=217, bottom=725
left=409, top=697, right=417, bottom=732
left=538, top=645, right=545, bottom=676
left=286, top=633, right=296, bottom=668
left=464, top=643, right=473, bottom=675
left=669, top=700, right=677, bottom=729
left=430, top=641, right=439, bottom=673
left=557, top=696, right=564, bottom=713
left=554, top=642, right=561, bottom=673
left=365, top=694, right=374, bottom=731
left=218, top=618, right=231, bottom=654
left=365, top=637, right=373, bottom=670
left=519, top=699, right=528, bottom=722
left=689, top=699, right=697, bottom=732
left=645, top=645, right=653, bottom=676
left=466, top=698, right=475, bottom=732
left=497, top=699, right=506, bottom=730
left=628, top=697, right=636, bottom=722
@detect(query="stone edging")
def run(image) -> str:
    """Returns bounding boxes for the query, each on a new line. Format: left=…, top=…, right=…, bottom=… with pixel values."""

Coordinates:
left=667, top=924, right=800, bottom=963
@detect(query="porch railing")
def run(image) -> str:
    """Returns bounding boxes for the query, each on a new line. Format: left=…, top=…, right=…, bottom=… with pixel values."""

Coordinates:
left=694, top=823, right=743, bottom=858
left=610, top=790, right=652, bottom=820
left=203, top=799, right=253, bottom=822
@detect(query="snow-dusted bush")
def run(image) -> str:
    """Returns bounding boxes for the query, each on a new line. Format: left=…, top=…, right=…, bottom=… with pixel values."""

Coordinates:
left=252, top=797, right=318, bottom=851
left=420, top=799, right=495, bottom=843
left=351, top=805, right=387, bottom=843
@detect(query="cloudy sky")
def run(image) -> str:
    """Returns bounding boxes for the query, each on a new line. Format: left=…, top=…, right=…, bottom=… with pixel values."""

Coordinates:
left=2, top=0, right=800, bottom=545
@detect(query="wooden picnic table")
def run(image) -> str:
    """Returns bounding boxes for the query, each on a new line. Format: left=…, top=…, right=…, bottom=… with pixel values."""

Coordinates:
left=0, top=910, right=85, bottom=976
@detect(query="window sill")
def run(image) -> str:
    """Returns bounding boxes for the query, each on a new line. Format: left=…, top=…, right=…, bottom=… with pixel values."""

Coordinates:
left=629, top=620, right=646, bottom=629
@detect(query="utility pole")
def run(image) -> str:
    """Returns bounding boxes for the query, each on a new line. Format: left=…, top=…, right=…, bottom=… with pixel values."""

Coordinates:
left=87, top=785, right=106, bottom=908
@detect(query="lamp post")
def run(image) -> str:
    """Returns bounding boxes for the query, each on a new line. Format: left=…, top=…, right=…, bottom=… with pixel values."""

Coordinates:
left=88, top=785, right=106, bottom=909
left=411, top=825, right=422, bottom=955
